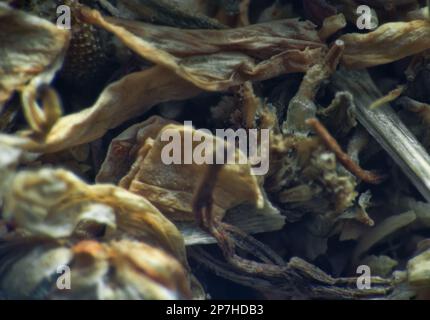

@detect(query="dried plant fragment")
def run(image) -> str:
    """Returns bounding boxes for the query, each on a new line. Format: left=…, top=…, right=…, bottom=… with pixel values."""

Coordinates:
left=283, top=40, right=344, bottom=136
left=96, top=116, right=175, bottom=184
left=0, top=67, right=201, bottom=153
left=118, top=0, right=226, bottom=29
left=318, top=14, right=346, bottom=41
left=352, top=211, right=417, bottom=265
left=0, top=3, right=69, bottom=109
left=369, top=86, right=405, bottom=110
left=306, top=118, right=384, bottom=184
left=96, top=116, right=283, bottom=244
left=317, top=91, right=357, bottom=137
left=80, top=7, right=325, bottom=91
left=340, top=20, right=430, bottom=69
left=190, top=156, right=392, bottom=299
left=21, top=85, right=63, bottom=139
left=408, top=249, right=430, bottom=288
left=0, top=239, right=191, bottom=299
left=333, top=70, right=430, bottom=203
left=266, top=134, right=358, bottom=220
left=1, top=167, right=190, bottom=271
left=98, top=117, right=263, bottom=222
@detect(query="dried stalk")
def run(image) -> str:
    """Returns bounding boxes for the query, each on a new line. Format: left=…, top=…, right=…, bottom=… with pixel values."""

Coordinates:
left=333, top=69, right=430, bottom=203
left=306, top=118, right=385, bottom=184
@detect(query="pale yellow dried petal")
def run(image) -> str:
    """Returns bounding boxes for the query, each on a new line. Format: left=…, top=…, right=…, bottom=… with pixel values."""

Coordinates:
left=341, top=20, right=430, bottom=69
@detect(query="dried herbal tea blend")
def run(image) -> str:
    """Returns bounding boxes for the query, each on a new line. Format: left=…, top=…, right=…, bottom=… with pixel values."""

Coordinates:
left=1, top=0, right=430, bottom=300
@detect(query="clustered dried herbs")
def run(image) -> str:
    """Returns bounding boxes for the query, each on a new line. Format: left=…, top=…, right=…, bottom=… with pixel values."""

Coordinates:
left=1, top=0, right=430, bottom=300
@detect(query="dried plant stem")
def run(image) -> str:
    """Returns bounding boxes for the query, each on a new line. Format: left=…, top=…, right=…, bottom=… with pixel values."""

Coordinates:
left=21, top=85, right=63, bottom=138
left=369, top=86, right=404, bottom=110
left=306, top=118, right=384, bottom=184
left=192, top=161, right=286, bottom=277
left=333, top=69, right=430, bottom=202
left=240, top=82, right=260, bottom=129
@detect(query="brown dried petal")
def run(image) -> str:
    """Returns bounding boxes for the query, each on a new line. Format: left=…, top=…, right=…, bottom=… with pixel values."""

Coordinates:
left=80, top=8, right=325, bottom=91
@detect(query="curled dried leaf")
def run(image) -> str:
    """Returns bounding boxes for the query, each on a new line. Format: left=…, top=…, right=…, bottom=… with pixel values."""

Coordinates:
left=0, top=67, right=201, bottom=153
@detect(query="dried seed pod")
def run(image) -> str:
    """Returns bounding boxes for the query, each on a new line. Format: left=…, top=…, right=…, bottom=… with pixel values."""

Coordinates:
left=23, top=0, right=114, bottom=86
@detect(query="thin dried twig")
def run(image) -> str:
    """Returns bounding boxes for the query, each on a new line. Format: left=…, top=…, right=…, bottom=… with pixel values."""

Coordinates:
left=306, top=118, right=385, bottom=184
left=369, top=86, right=404, bottom=110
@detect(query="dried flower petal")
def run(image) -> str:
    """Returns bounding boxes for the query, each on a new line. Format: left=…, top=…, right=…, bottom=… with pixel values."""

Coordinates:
left=0, top=3, right=69, bottom=109
left=341, top=20, right=430, bottom=69
left=80, top=7, right=325, bottom=91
